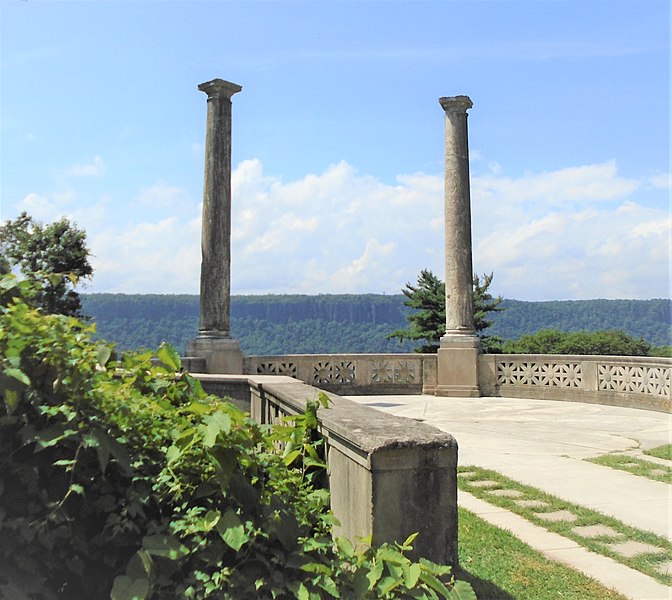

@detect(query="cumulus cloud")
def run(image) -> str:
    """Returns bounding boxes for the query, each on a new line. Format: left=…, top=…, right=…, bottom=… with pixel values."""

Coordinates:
left=10, top=158, right=669, bottom=300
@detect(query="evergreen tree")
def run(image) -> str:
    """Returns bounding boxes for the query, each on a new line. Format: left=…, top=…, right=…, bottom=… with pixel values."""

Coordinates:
left=388, top=269, right=503, bottom=353
left=472, top=272, right=504, bottom=352
left=0, top=212, right=92, bottom=317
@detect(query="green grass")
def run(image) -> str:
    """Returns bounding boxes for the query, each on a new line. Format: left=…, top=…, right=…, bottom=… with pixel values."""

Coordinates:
left=587, top=453, right=672, bottom=484
left=644, top=443, right=672, bottom=461
left=458, top=466, right=672, bottom=586
left=457, top=508, right=628, bottom=600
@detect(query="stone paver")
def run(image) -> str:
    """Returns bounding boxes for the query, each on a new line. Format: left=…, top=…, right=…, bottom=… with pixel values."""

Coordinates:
left=515, top=499, right=550, bottom=509
left=468, top=480, right=499, bottom=488
left=488, top=488, right=525, bottom=498
left=650, top=469, right=668, bottom=477
left=535, top=509, right=578, bottom=523
left=656, top=560, right=672, bottom=576
left=608, top=540, right=666, bottom=558
left=458, top=471, right=479, bottom=478
left=572, top=524, right=621, bottom=539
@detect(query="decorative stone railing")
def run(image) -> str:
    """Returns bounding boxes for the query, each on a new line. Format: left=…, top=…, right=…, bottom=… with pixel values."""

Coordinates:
left=243, top=353, right=436, bottom=395
left=193, top=373, right=458, bottom=566
left=479, top=354, right=671, bottom=413
left=239, top=353, right=671, bottom=413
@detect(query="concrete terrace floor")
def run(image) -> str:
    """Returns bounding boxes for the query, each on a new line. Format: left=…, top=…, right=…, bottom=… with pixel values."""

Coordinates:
left=344, top=395, right=672, bottom=599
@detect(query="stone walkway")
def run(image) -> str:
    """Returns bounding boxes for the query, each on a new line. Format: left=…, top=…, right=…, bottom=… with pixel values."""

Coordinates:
left=345, top=395, right=672, bottom=600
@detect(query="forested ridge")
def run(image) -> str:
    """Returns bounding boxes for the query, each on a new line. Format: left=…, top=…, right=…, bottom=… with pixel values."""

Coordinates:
left=80, top=294, right=671, bottom=354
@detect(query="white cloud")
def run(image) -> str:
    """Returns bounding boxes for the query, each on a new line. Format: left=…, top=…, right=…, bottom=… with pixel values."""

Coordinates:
left=473, top=160, right=638, bottom=208
left=11, top=159, right=669, bottom=300
left=648, top=173, right=671, bottom=190
left=64, top=156, right=105, bottom=177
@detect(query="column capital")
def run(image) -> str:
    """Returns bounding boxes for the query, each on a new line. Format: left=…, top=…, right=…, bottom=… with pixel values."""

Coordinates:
left=439, top=95, right=473, bottom=113
left=198, top=79, right=242, bottom=99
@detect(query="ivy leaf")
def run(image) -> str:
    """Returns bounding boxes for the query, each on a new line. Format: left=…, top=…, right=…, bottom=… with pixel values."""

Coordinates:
left=449, top=580, right=478, bottom=600
left=69, top=484, right=84, bottom=495
left=142, top=535, right=189, bottom=560
left=405, top=562, right=421, bottom=588
left=156, top=344, right=181, bottom=371
left=418, top=570, right=453, bottom=598
left=111, top=575, right=150, bottom=600
left=366, top=559, right=383, bottom=590
left=4, top=389, right=20, bottom=412
left=202, top=411, right=231, bottom=447
left=283, top=449, right=302, bottom=467
left=166, top=445, right=181, bottom=464
left=297, top=582, right=310, bottom=600
left=216, top=509, right=248, bottom=551
left=96, top=344, right=112, bottom=368
left=84, top=429, right=112, bottom=474
left=4, top=368, right=30, bottom=386
left=317, top=575, right=340, bottom=598
left=34, top=424, right=77, bottom=449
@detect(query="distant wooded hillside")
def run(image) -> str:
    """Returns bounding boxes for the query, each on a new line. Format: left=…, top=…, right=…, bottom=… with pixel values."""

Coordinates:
left=80, top=294, right=671, bottom=354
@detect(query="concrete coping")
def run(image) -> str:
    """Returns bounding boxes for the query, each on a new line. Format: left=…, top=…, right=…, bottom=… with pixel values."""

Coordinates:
left=195, top=373, right=457, bottom=469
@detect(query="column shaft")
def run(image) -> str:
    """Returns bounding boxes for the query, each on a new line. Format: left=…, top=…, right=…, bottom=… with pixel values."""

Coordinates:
left=440, top=96, right=475, bottom=336
left=198, top=79, right=241, bottom=337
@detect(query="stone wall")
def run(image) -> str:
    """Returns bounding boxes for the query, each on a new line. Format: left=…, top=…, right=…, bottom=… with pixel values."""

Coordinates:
left=194, top=373, right=459, bottom=566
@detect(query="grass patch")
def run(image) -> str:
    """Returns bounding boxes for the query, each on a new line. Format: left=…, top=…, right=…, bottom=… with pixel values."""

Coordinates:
left=457, top=508, right=628, bottom=600
left=644, top=443, right=672, bottom=461
left=458, top=466, right=672, bottom=586
left=587, top=453, right=672, bottom=484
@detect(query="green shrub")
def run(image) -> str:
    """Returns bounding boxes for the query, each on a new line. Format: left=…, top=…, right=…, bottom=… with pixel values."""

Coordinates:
left=0, top=274, right=473, bottom=599
left=501, top=328, right=652, bottom=356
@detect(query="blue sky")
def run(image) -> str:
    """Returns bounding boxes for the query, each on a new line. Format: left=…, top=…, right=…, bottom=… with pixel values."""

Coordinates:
left=1, top=0, right=669, bottom=300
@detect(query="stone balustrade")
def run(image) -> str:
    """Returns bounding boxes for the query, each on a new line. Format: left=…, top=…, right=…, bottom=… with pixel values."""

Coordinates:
left=479, top=354, right=671, bottom=413
left=239, top=353, right=671, bottom=413
left=194, top=373, right=458, bottom=566
left=243, top=353, right=435, bottom=395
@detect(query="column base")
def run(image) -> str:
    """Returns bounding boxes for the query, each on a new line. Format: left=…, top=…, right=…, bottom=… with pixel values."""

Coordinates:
left=436, top=333, right=481, bottom=397
left=185, top=335, right=243, bottom=374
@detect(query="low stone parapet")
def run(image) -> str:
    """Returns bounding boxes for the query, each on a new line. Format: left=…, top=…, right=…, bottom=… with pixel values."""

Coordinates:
left=244, top=353, right=436, bottom=395
left=480, top=354, right=671, bottom=413
left=194, top=373, right=459, bottom=566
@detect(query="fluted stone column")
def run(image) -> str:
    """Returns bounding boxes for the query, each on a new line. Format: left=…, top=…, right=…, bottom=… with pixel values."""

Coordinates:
left=436, top=95, right=481, bottom=397
left=186, top=79, right=243, bottom=374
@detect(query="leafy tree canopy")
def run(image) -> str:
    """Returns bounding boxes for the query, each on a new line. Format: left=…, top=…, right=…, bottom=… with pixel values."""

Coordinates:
left=501, top=329, right=652, bottom=356
left=0, top=212, right=92, bottom=316
left=388, top=270, right=503, bottom=353
left=0, top=273, right=473, bottom=599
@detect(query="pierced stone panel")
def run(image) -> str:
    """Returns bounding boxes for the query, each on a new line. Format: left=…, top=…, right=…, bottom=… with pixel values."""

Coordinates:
left=256, top=362, right=298, bottom=378
left=394, top=361, right=416, bottom=384
left=313, top=361, right=356, bottom=385
left=497, top=361, right=581, bottom=388
left=371, top=361, right=393, bottom=383
left=598, top=364, right=671, bottom=398
left=370, top=360, right=417, bottom=384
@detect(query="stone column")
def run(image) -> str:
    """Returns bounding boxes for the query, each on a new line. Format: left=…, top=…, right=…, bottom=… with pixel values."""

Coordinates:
left=436, top=95, right=481, bottom=397
left=186, top=79, right=243, bottom=374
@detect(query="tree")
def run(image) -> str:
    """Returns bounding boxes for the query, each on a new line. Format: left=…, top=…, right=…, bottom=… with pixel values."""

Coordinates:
left=501, top=329, right=652, bottom=356
left=388, top=269, right=503, bottom=353
left=0, top=212, right=92, bottom=316
left=472, top=272, right=504, bottom=352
